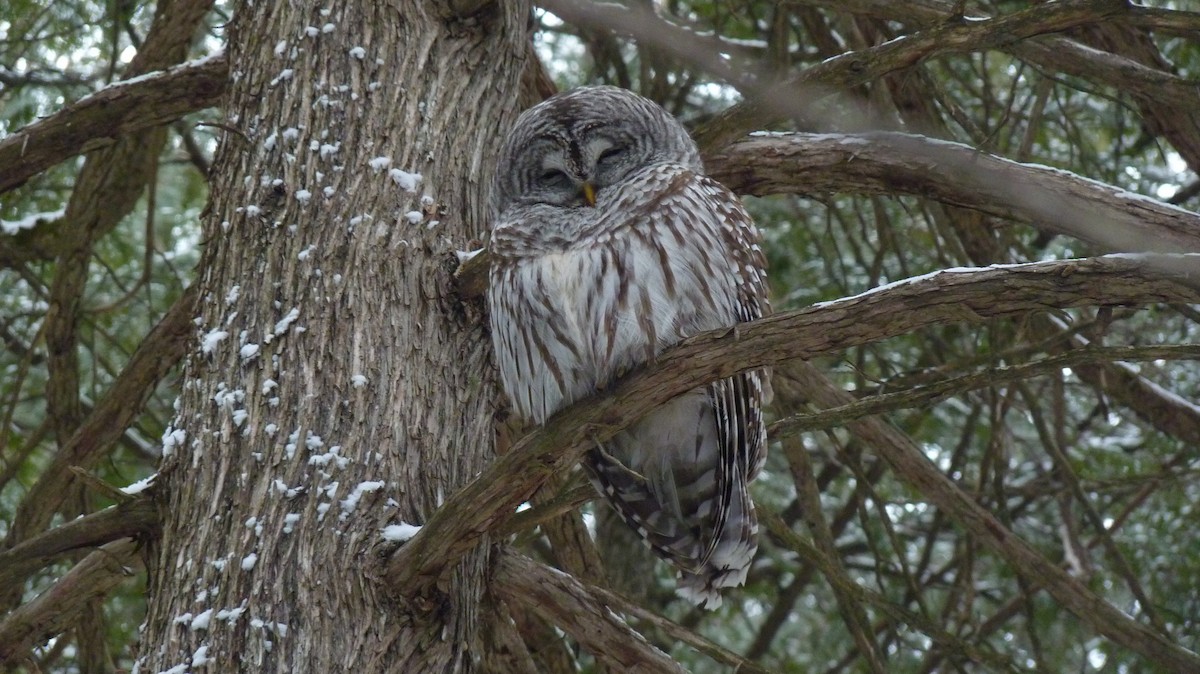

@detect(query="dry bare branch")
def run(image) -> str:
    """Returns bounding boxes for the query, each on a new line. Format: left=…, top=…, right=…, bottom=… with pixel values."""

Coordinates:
left=770, top=344, right=1200, bottom=437
left=777, top=359, right=1199, bottom=673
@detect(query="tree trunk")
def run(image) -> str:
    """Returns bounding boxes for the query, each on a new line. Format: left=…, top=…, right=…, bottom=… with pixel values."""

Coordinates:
left=137, top=2, right=528, bottom=671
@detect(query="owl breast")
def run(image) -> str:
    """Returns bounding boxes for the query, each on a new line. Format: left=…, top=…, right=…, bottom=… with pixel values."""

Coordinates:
left=490, top=164, right=740, bottom=425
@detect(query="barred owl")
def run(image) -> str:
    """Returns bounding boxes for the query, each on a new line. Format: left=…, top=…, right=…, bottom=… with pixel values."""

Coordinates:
left=488, top=86, right=769, bottom=608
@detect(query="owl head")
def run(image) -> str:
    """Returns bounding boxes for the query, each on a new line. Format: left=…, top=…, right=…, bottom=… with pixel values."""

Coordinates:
left=492, top=86, right=703, bottom=215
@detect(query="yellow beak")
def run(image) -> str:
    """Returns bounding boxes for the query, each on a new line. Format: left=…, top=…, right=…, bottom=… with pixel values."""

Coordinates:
left=581, top=182, right=597, bottom=207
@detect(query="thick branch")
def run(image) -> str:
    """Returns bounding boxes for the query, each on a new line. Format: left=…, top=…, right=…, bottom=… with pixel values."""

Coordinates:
left=0, top=539, right=140, bottom=667
left=388, top=254, right=1199, bottom=592
left=706, top=133, right=1200, bottom=255
left=0, top=52, right=227, bottom=197
left=495, top=552, right=685, bottom=673
left=0, top=498, right=157, bottom=591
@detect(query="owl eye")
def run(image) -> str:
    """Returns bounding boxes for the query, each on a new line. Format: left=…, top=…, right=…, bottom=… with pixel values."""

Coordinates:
left=596, top=146, right=624, bottom=167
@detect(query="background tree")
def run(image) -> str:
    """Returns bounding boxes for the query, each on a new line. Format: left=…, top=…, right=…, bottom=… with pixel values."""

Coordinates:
left=1, top=0, right=1198, bottom=672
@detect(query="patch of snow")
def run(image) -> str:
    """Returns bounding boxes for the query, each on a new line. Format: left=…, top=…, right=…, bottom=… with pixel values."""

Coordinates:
left=267, top=307, right=300, bottom=342
left=382, top=522, right=421, bottom=542
left=122, top=473, right=158, bottom=495
left=201, top=329, right=228, bottom=355
left=190, top=609, right=214, bottom=631
left=191, top=644, right=211, bottom=667
left=389, top=168, right=421, bottom=192
left=283, top=513, right=300, bottom=534
left=340, top=481, right=384, bottom=516
left=1, top=208, right=65, bottom=235
left=216, top=604, right=246, bottom=623
left=455, top=248, right=484, bottom=264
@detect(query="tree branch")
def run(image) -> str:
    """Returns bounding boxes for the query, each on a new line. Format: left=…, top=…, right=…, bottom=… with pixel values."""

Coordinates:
left=579, top=584, right=778, bottom=674
left=769, top=344, right=1200, bottom=437
left=0, top=539, right=140, bottom=668
left=782, top=0, right=1200, bottom=171
left=541, top=0, right=1133, bottom=149
left=386, top=254, right=1199, bottom=598
left=775, top=359, right=1199, bottom=672
left=696, top=0, right=1134, bottom=146
left=0, top=498, right=157, bottom=592
left=0, top=51, right=227, bottom=196
left=757, top=507, right=1012, bottom=669
left=706, top=133, right=1200, bottom=255
left=494, top=552, right=686, bottom=673
left=456, top=132, right=1200, bottom=299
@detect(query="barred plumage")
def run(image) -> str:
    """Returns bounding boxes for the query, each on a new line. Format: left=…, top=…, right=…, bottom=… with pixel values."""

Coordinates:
left=488, top=86, right=769, bottom=608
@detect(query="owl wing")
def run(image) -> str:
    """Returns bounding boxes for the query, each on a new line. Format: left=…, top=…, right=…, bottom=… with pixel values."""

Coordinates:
left=701, top=175, right=771, bottom=481
left=682, top=177, right=770, bottom=604
left=580, top=169, right=769, bottom=608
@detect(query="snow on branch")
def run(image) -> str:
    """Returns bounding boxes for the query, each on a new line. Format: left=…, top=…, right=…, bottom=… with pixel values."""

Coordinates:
left=389, top=253, right=1200, bottom=597
left=707, top=132, right=1200, bottom=254
left=0, top=52, right=228, bottom=195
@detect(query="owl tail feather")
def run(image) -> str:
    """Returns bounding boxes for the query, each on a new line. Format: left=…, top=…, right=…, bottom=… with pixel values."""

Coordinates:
left=675, top=482, right=759, bottom=610
left=584, top=391, right=759, bottom=609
